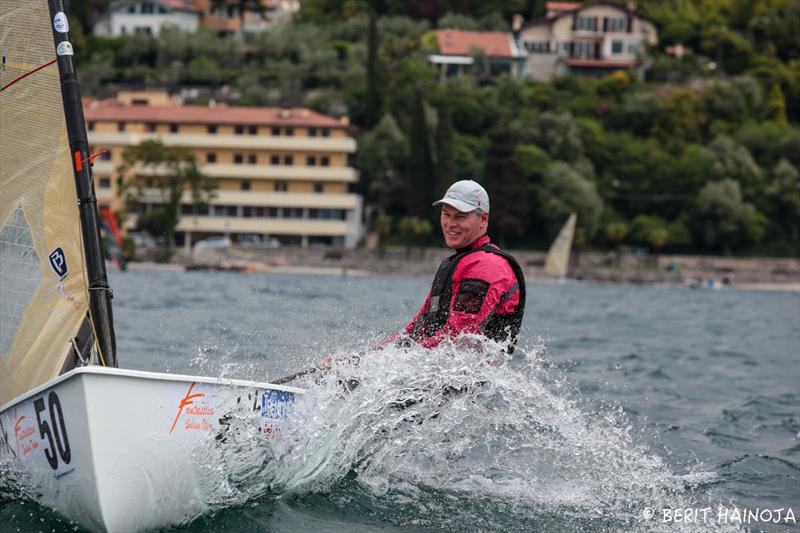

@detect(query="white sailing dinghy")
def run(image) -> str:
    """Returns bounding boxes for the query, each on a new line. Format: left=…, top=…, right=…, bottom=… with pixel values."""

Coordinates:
left=0, top=2, right=303, bottom=531
left=543, top=213, right=577, bottom=280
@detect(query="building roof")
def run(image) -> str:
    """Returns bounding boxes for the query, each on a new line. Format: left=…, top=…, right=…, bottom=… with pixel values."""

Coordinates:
left=436, top=30, right=524, bottom=59
left=84, top=101, right=345, bottom=128
left=524, top=1, right=657, bottom=30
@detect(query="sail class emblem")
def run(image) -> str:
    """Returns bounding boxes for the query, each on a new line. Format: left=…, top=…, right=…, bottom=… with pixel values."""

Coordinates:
left=49, top=247, right=68, bottom=279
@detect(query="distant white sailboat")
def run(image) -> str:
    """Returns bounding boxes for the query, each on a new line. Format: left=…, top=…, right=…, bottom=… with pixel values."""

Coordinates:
left=0, top=2, right=302, bottom=531
left=544, top=213, right=577, bottom=279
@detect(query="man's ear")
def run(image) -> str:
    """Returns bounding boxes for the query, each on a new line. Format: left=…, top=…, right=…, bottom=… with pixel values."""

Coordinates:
left=482, top=212, right=490, bottom=225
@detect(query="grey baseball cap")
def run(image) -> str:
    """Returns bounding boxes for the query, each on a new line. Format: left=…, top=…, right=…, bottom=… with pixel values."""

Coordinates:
left=432, top=180, right=490, bottom=213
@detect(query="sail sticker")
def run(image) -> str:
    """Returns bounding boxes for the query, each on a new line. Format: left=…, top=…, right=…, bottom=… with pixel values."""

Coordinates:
left=49, top=247, right=68, bottom=279
left=53, top=12, right=69, bottom=33
left=56, top=42, right=74, bottom=56
left=1, top=55, right=6, bottom=72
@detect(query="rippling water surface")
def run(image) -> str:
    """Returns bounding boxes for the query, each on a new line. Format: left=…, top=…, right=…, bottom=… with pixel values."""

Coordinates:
left=2, top=268, right=798, bottom=532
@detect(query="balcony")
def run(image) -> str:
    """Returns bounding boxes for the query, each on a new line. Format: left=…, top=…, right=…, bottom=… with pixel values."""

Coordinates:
left=139, top=189, right=360, bottom=209
left=87, top=132, right=357, bottom=153
left=174, top=217, right=350, bottom=237
left=91, top=161, right=357, bottom=183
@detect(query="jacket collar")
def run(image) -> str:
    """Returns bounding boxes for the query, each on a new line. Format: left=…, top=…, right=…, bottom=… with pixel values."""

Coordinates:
left=455, top=234, right=490, bottom=254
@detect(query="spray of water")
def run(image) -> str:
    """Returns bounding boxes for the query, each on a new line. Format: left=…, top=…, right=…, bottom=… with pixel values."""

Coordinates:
left=188, top=337, right=737, bottom=532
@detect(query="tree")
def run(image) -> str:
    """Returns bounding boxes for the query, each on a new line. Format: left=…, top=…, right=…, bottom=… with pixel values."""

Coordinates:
left=605, top=221, right=628, bottom=267
left=708, top=135, right=764, bottom=199
left=397, top=216, right=433, bottom=258
left=434, top=96, right=456, bottom=199
left=653, top=87, right=706, bottom=144
left=357, top=113, right=409, bottom=214
left=405, top=88, right=436, bottom=219
left=690, top=179, right=766, bottom=253
left=764, top=83, right=788, bottom=126
left=535, top=162, right=603, bottom=240
left=117, top=140, right=217, bottom=257
left=765, top=159, right=800, bottom=251
left=630, top=215, right=669, bottom=265
left=485, top=123, right=528, bottom=245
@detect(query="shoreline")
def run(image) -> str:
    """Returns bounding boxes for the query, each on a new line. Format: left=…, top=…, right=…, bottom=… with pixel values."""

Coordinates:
left=122, top=246, right=800, bottom=293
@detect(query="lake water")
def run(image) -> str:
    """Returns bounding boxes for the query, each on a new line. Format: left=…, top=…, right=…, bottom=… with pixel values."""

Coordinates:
left=2, top=269, right=798, bottom=532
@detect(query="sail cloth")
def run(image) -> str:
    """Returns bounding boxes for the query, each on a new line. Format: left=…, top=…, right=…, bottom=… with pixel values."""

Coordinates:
left=0, top=0, right=90, bottom=405
left=544, top=213, right=577, bottom=279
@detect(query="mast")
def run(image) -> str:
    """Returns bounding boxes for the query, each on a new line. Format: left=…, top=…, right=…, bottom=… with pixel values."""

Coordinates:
left=47, top=0, right=117, bottom=367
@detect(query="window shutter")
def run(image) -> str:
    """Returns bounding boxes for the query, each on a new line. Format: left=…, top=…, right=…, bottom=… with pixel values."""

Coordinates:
left=603, top=17, right=608, bottom=32
left=627, top=16, right=633, bottom=33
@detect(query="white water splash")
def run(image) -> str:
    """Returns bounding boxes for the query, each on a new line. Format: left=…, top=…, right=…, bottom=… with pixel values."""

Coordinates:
left=186, top=337, right=739, bottom=532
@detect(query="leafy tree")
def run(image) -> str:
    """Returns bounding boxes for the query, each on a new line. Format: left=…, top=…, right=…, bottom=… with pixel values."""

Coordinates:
left=485, top=123, right=528, bottom=245
left=434, top=97, right=456, bottom=199
left=608, top=91, right=660, bottom=136
left=764, top=159, right=800, bottom=250
left=764, top=83, right=788, bottom=126
left=526, top=111, right=585, bottom=162
left=605, top=221, right=628, bottom=267
left=117, top=140, right=217, bottom=255
left=708, top=135, right=764, bottom=198
left=630, top=215, right=670, bottom=262
left=357, top=113, right=409, bottom=214
left=535, top=162, right=603, bottom=240
left=653, top=87, right=706, bottom=144
left=690, top=179, right=766, bottom=253
left=397, top=216, right=433, bottom=257
left=405, top=89, right=436, bottom=219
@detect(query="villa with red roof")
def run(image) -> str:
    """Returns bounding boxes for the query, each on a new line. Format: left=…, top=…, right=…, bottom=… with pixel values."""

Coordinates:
left=428, top=29, right=527, bottom=81
left=519, top=1, right=658, bottom=80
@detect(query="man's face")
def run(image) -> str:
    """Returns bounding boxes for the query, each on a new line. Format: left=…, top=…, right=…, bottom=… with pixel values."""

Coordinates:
left=440, top=203, right=489, bottom=249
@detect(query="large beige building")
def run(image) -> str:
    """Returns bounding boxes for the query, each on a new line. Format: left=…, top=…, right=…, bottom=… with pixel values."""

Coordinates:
left=519, top=1, right=658, bottom=80
left=85, top=93, right=361, bottom=249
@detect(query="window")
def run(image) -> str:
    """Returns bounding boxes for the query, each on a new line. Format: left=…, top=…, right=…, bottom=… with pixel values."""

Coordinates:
left=321, top=128, right=330, bottom=137
left=196, top=204, right=209, bottom=216
left=573, top=41, right=595, bottom=59
left=118, top=122, right=126, bottom=132
left=181, top=204, right=194, bottom=215
left=248, top=126, right=257, bottom=135
left=158, top=5, right=167, bottom=14
left=607, top=17, right=626, bottom=32
left=284, top=207, right=303, bottom=218
left=207, top=125, right=217, bottom=134
left=170, top=123, right=178, bottom=133
left=309, top=127, right=317, bottom=137
left=212, top=205, right=227, bottom=217
left=628, top=41, right=638, bottom=54
left=274, top=181, right=288, bottom=192
left=141, top=3, right=154, bottom=14
left=283, top=155, right=293, bottom=165
left=254, top=207, right=265, bottom=217
left=128, top=5, right=135, bottom=13
left=145, top=178, right=154, bottom=188
left=227, top=205, right=238, bottom=217
left=313, top=183, right=323, bottom=193
left=285, top=127, right=294, bottom=137
left=234, top=153, right=243, bottom=164
left=270, top=155, right=280, bottom=165
left=235, top=125, right=245, bottom=135
left=241, top=180, right=251, bottom=191
left=309, top=209, right=319, bottom=219
left=100, top=150, right=112, bottom=160
left=206, top=153, right=216, bottom=163
left=247, top=154, right=256, bottom=164
left=145, top=123, right=156, bottom=133
left=242, top=206, right=253, bottom=217
left=526, top=41, right=550, bottom=53
left=271, top=126, right=280, bottom=136
left=266, top=207, right=278, bottom=217
left=611, top=40, right=623, bottom=54
left=575, top=16, right=597, bottom=31
left=88, top=121, right=95, bottom=131
left=321, top=156, right=330, bottom=167
left=99, top=177, right=111, bottom=188
left=307, top=155, right=317, bottom=166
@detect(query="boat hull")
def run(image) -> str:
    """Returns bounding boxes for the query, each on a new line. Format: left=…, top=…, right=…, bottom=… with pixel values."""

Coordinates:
left=0, top=366, right=302, bottom=532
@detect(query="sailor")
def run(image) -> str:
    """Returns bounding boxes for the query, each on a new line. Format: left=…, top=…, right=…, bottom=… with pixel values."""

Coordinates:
left=386, top=179, right=526, bottom=350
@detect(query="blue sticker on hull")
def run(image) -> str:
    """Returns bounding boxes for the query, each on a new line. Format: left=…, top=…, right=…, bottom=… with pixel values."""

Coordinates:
left=261, top=390, right=294, bottom=420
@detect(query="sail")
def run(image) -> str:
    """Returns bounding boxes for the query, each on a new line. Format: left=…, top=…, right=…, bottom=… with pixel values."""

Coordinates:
left=0, top=0, right=90, bottom=405
left=544, top=213, right=577, bottom=279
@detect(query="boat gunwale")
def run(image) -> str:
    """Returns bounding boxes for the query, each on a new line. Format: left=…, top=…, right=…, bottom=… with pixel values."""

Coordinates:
left=0, top=366, right=304, bottom=413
